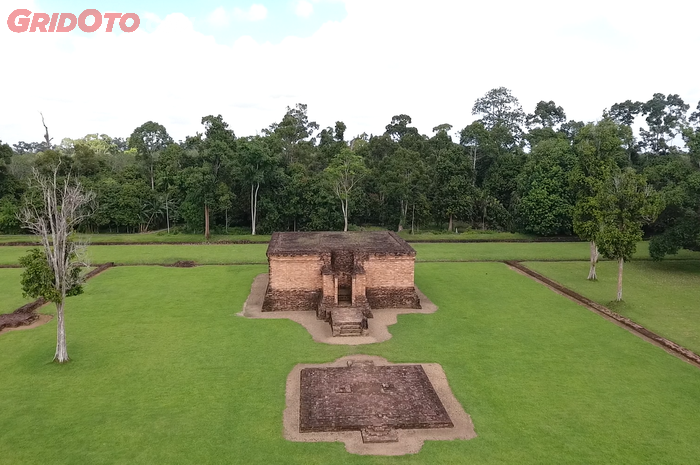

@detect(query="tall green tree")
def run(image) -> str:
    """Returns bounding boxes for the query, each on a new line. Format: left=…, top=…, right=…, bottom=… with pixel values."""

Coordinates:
left=384, top=114, right=425, bottom=152
left=482, top=153, right=524, bottom=227
left=156, top=143, right=186, bottom=233
left=238, top=136, right=281, bottom=235
left=379, top=147, right=426, bottom=232
left=459, top=121, right=491, bottom=185
left=517, top=138, right=576, bottom=236
left=472, top=87, right=525, bottom=152
left=645, top=155, right=700, bottom=259
left=430, top=142, right=474, bottom=231
left=639, top=93, right=689, bottom=155
left=525, top=100, right=567, bottom=148
left=596, top=169, right=662, bottom=301
left=324, top=148, right=368, bottom=231
left=197, top=115, right=237, bottom=240
left=128, top=121, right=173, bottom=190
left=571, top=119, right=626, bottom=279
left=265, top=103, right=318, bottom=164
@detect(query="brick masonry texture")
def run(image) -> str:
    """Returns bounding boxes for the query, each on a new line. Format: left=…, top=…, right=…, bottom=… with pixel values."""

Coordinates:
left=268, top=256, right=324, bottom=290
left=262, top=289, right=321, bottom=312
left=299, top=363, right=453, bottom=433
left=262, top=231, right=421, bottom=314
left=364, top=256, right=415, bottom=288
left=366, top=287, right=421, bottom=309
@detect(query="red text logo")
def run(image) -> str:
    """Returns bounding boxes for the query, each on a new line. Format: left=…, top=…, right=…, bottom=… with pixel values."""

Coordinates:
left=7, top=9, right=140, bottom=33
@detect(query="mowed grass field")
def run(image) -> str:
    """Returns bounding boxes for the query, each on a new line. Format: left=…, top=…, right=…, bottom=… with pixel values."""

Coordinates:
left=2, top=241, right=699, bottom=266
left=1, top=263, right=700, bottom=464
left=0, top=268, right=33, bottom=314
left=525, top=260, right=700, bottom=355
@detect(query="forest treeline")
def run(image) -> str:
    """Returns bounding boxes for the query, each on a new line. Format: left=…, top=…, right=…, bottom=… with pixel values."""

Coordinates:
left=1, top=87, right=700, bottom=259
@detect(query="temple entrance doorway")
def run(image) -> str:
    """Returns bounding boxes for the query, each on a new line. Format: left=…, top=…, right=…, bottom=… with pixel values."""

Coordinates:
left=338, top=282, right=352, bottom=306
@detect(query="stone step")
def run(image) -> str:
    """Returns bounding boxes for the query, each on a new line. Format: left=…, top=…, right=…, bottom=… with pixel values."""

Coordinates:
left=330, top=307, right=368, bottom=337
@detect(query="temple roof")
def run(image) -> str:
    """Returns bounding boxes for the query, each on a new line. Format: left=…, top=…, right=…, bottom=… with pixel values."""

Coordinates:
left=267, top=231, right=415, bottom=256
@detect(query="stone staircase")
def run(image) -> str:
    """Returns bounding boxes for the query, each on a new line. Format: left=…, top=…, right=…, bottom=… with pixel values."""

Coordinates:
left=330, top=307, right=368, bottom=337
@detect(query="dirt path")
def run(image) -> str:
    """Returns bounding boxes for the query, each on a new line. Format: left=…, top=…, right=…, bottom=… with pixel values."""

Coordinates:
left=238, top=274, right=438, bottom=345
left=0, top=313, right=53, bottom=335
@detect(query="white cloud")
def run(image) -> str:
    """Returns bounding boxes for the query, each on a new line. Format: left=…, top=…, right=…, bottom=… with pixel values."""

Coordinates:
left=142, top=12, right=163, bottom=25
left=1, top=0, right=699, bottom=145
left=295, top=0, right=314, bottom=18
left=233, top=4, right=268, bottom=22
left=208, top=7, right=229, bottom=27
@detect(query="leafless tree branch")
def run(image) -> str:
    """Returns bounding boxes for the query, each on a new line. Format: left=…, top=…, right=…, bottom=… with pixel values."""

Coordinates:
left=40, top=112, right=53, bottom=151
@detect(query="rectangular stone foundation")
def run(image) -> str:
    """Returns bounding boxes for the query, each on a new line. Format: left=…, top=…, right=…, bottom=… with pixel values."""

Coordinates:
left=366, top=287, right=421, bottom=309
left=299, top=364, right=453, bottom=434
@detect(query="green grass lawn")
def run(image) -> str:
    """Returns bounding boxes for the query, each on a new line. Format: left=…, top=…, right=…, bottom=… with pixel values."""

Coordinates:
left=1, top=263, right=699, bottom=464
left=0, top=233, right=272, bottom=244
left=413, top=241, right=700, bottom=262
left=398, top=231, right=534, bottom=241
left=524, top=260, right=700, bottom=355
left=0, top=244, right=270, bottom=266
left=0, top=268, right=33, bottom=314
left=2, top=241, right=700, bottom=266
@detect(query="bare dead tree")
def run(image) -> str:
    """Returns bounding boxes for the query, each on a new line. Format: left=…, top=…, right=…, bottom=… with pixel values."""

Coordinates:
left=40, top=112, right=53, bottom=151
left=19, top=165, right=95, bottom=363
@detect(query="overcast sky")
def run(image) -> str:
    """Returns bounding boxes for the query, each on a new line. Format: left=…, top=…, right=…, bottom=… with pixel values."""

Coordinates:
left=1, top=0, right=699, bottom=146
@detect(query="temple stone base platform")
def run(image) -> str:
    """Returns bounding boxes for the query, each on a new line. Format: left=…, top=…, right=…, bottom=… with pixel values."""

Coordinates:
left=283, top=355, right=477, bottom=456
left=240, top=274, right=438, bottom=346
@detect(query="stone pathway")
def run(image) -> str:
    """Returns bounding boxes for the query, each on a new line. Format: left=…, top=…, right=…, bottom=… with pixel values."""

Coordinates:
left=238, top=274, right=438, bottom=345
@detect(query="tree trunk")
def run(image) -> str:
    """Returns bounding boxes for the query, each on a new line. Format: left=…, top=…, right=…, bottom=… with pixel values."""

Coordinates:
left=587, top=241, right=599, bottom=280
left=251, top=183, right=260, bottom=235
left=411, top=203, right=415, bottom=235
left=54, top=300, right=69, bottom=363
left=398, top=199, right=408, bottom=232
left=343, top=198, right=349, bottom=232
left=448, top=214, right=453, bottom=232
left=166, top=196, right=170, bottom=234
left=204, top=204, right=210, bottom=241
left=616, top=257, right=624, bottom=301
left=150, top=164, right=154, bottom=190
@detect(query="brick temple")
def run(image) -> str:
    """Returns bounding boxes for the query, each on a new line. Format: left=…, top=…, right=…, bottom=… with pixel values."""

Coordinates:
left=262, top=231, right=421, bottom=336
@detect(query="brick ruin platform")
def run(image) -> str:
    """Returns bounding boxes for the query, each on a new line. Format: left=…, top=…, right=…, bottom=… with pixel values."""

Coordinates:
left=284, top=356, right=476, bottom=455
left=300, top=363, right=453, bottom=441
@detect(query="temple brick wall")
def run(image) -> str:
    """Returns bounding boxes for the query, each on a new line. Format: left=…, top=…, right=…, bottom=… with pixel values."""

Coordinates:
left=363, top=256, right=415, bottom=288
left=269, top=255, right=323, bottom=290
